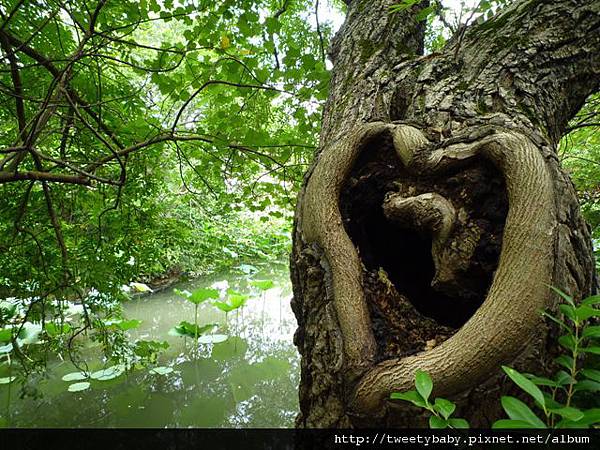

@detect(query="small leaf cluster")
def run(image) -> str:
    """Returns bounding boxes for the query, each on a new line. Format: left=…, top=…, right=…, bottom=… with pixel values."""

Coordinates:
left=390, top=370, right=470, bottom=429
left=391, top=290, right=600, bottom=429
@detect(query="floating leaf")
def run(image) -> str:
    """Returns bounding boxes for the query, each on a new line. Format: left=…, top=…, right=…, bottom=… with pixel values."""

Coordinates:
left=197, top=334, right=228, bottom=344
left=211, top=337, right=247, bottom=360
left=236, top=264, right=258, bottom=274
left=90, top=365, right=125, bottom=381
left=149, top=366, right=174, bottom=375
left=68, top=382, right=90, bottom=392
left=62, top=372, right=88, bottom=382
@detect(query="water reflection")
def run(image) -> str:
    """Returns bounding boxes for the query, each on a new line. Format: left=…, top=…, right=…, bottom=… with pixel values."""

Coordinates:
left=0, top=264, right=299, bottom=427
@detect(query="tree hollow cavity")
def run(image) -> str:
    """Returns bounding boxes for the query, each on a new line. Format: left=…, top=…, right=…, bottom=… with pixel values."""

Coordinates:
left=339, top=131, right=509, bottom=359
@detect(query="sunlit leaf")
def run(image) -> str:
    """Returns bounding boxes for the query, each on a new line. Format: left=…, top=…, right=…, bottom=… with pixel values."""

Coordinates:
left=68, top=382, right=91, bottom=392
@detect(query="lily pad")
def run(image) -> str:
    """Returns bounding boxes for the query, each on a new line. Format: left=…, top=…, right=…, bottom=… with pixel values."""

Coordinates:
left=90, top=365, right=125, bottom=381
left=149, top=366, right=174, bottom=375
left=62, top=372, right=88, bottom=382
left=68, top=382, right=91, bottom=392
left=197, top=334, right=228, bottom=344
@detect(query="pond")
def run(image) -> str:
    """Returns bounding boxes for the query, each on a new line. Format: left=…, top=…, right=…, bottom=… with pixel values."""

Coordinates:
left=0, top=263, right=300, bottom=427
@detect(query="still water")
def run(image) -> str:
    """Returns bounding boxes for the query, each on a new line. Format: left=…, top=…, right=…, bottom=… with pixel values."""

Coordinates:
left=0, top=264, right=300, bottom=427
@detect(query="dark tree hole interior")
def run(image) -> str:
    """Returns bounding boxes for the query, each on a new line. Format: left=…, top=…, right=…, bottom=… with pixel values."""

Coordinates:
left=340, top=132, right=509, bottom=333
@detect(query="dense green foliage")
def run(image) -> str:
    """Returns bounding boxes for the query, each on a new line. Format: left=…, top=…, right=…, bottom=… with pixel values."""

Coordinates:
left=0, top=0, right=339, bottom=373
left=392, top=290, right=600, bottom=429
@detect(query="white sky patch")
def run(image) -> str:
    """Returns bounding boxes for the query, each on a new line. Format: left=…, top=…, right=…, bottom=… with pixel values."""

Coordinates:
left=318, top=0, right=488, bottom=36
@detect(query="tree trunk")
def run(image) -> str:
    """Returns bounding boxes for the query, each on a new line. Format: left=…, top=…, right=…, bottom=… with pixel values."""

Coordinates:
left=291, top=0, right=600, bottom=428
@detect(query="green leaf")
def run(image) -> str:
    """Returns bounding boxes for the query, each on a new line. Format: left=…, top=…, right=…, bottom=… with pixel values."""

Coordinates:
left=550, top=406, right=584, bottom=422
left=578, top=409, right=600, bottom=426
left=68, top=382, right=90, bottom=392
left=558, top=334, right=576, bottom=351
left=415, top=370, right=433, bottom=402
left=149, top=366, right=174, bottom=375
left=582, top=295, right=600, bottom=306
left=502, top=366, right=546, bottom=408
left=249, top=279, right=274, bottom=291
left=197, top=334, right=228, bottom=344
left=555, top=370, right=576, bottom=386
left=549, top=286, right=575, bottom=307
left=90, top=365, right=125, bottom=381
left=582, top=346, right=600, bottom=355
left=429, top=415, right=447, bottom=428
left=575, top=305, right=600, bottom=321
left=574, top=380, right=600, bottom=392
left=415, top=5, right=435, bottom=22
left=116, top=319, right=142, bottom=331
left=433, top=398, right=456, bottom=419
left=173, top=288, right=191, bottom=299
left=581, top=369, right=600, bottom=382
left=62, top=372, right=88, bottom=382
left=582, top=325, right=600, bottom=339
left=45, top=323, right=72, bottom=337
left=555, top=355, right=574, bottom=371
left=390, top=390, right=427, bottom=408
left=492, top=419, right=535, bottom=429
left=0, top=328, right=11, bottom=342
left=189, top=288, right=220, bottom=305
left=500, top=396, right=546, bottom=428
left=0, top=376, right=16, bottom=384
left=559, top=304, right=577, bottom=323
left=447, top=418, right=470, bottom=429
left=528, top=375, right=558, bottom=387
left=541, top=311, right=570, bottom=332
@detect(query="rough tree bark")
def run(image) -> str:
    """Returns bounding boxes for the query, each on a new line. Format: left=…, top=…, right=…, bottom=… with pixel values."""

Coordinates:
left=291, top=0, right=600, bottom=427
